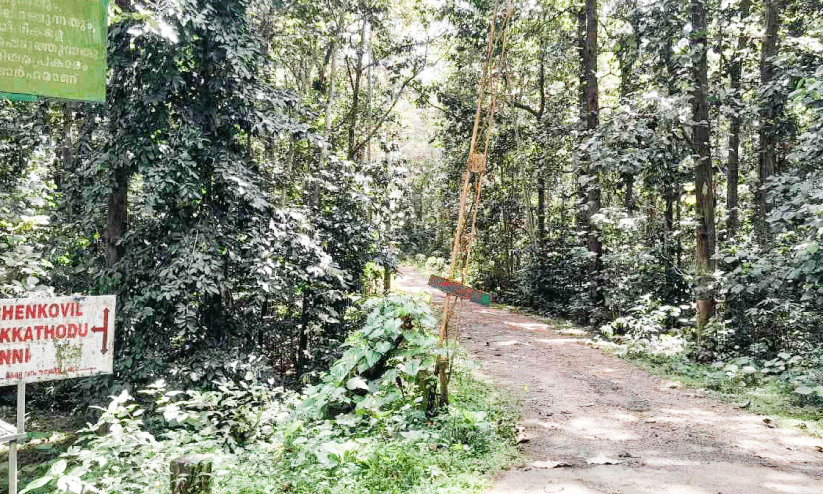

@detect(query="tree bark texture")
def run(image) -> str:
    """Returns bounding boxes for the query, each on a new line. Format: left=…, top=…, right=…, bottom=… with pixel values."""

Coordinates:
left=347, top=19, right=367, bottom=161
left=726, top=0, right=750, bottom=238
left=583, top=0, right=599, bottom=131
left=757, top=0, right=782, bottom=246
left=691, top=0, right=716, bottom=342
left=296, top=292, right=310, bottom=377
left=106, top=0, right=133, bottom=268
left=537, top=175, right=545, bottom=240
left=624, top=174, right=636, bottom=215
left=106, top=173, right=128, bottom=267
left=316, top=37, right=338, bottom=208
left=579, top=0, right=602, bottom=307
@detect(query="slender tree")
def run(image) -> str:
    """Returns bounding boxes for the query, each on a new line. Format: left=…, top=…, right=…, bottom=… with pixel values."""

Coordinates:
left=691, top=0, right=716, bottom=343
left=578, top=0, right=602, bottom=307
left=726, top=0, right=751, bottom=237
left=757, top=0, right=783, bottom=246
left=106, top=0, right=134, bottom=267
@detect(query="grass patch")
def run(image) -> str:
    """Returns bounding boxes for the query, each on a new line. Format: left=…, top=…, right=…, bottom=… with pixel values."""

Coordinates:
left=618, top=351, right=823, bottom=438
left=220, top=361, right=517, bottom=494
left=17, top=295, right=517, bottom=494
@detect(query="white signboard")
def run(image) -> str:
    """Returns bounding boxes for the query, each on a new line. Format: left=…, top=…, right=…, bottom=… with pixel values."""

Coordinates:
left=0, top=295, right=115, bottom=385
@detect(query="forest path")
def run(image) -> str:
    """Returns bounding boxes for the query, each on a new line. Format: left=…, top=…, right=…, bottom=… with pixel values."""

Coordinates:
left=395, top=266, right=823, bottom=494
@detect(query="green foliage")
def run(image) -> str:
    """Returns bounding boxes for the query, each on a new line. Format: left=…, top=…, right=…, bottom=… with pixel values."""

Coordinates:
left=19, top=379, right=290, bottom=494
left=423, top=256, right=448, bottom=276
left=20, top=297, right=515, bottom=494
left=361, top=261, right=387, bottom=295
left=601, top=295, right=691, bottom=349
left=716, top=167, right=823, bottom=359
left=0, top=100, right=43, bottom=189
left=0, top=166, right=55, bottom=297
left=297, top=295, right=439, bottom=419
left=33, top=0, right=382, bottom=391
left=509, top=238, right=592, bottom=322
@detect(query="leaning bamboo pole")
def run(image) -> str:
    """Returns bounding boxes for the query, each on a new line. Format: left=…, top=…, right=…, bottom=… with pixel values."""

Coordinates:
left=436, top=1, right=513, bottom=406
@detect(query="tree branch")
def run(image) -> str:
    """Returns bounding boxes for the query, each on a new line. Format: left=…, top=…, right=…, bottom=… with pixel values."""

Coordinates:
left=348, top=39, right=449, bottom=160
left=348, top=65, right=422, bottom=160
left=511, top=101, right=542, bottom=118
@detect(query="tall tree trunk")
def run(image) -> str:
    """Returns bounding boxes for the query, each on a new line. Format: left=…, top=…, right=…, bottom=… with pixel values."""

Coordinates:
left=578, top=0, right=602, bottom=307
left=583, top=0, right=598, bottom=132
left=691, top=0, right=716, bottom=345
left=726, top=0, right=750, bottom=238
left=664, top=184, right=674, bottom=259
left=676, top=186, right=683, bottom=268
left=624, top=174, right=636, bottom=215
left=616, top=10, right=638, bottom=216
left=757, top=0, right=782, bottom=246
left=56, top=103, right=73, bottom=191
left=107, top=0, right=132, bottom=268
left=347, top=19, right=367, bottom=161
left=576, top=7, right=588, bottom=234
left=107, top=184, right=127, bottom=267
left=315, top=37, right=338, bottom=209
left=296, top=292, right=310, bottom=378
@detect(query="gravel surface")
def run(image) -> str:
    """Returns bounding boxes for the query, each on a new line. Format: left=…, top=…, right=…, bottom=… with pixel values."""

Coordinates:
left=397, top=266, right=823, bottom=494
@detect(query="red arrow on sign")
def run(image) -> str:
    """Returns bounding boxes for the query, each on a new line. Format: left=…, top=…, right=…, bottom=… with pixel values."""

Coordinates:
left=91, top=308, right=109, bottom=354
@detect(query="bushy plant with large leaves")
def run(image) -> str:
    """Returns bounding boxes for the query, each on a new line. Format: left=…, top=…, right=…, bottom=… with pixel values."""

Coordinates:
left=36, top=0, right=364, bottom=389
left=0, top=168, right=55, bottom=297
left=297, top=294, right=440, bottom=419
left=21, top=296, right=515, bottom=494
left=718, top=169, right=823, bottom=358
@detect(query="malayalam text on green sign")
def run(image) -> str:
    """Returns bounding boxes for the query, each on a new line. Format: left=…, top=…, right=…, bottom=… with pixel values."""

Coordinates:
left=0, top=0, right=107, bottom=102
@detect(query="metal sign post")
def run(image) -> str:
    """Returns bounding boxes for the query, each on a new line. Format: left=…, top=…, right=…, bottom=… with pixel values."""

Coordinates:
left=1, top=382, right=27, bottom=494
left=1, top=295, right=115, bottom=493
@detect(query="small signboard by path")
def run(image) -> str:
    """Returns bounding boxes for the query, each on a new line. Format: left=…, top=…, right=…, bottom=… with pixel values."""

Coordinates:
left=0, top=295, right=115, bottom=384
left=428, top=275, right=493, bottom=306
left=0, top=295, right=115, bottom=494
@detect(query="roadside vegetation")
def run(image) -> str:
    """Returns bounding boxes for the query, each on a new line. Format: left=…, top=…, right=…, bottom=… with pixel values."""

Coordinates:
left=2, top=0, right=823, bottom=491
left=16, top=296, right=516, bottom=494
left=402, top=0, right=823, bottom=439
left=610, top=339, right=823, bottom=438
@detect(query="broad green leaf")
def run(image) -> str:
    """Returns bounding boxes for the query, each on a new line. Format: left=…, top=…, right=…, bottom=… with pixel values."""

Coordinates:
left=794, top=386, right=813, bottom=395
left=19, top=476, right=53, bottom=494
left=50, top=459, right=67, bottom=475
left=346, top=376, right=369, bottom=391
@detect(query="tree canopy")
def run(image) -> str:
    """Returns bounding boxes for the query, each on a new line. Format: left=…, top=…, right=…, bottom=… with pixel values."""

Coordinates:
left=1, top=0, right=822, bottom=400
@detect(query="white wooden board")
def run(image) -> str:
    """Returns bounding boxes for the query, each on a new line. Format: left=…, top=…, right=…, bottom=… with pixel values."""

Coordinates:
left=0, top=295, right=115, bottom=385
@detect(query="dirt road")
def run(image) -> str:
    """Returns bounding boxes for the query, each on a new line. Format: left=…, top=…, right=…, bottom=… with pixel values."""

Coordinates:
left=396, top=267, right=823, bottom=494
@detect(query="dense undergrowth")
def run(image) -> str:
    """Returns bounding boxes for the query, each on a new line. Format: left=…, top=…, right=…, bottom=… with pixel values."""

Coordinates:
left=18, top=295, right=516, bottom=494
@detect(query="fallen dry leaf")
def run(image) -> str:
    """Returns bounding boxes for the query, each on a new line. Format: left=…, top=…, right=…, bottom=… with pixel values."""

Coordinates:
left=586, top=454, right=623, bottom=465
left=532, top=460, right=573, bottom=469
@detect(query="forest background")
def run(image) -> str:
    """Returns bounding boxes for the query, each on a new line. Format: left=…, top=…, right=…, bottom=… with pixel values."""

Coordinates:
left=1, top=0, right=822, bottom=412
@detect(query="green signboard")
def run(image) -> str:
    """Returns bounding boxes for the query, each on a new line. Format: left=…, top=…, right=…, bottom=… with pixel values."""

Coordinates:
left=0, top=0, right=108, bottom=102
